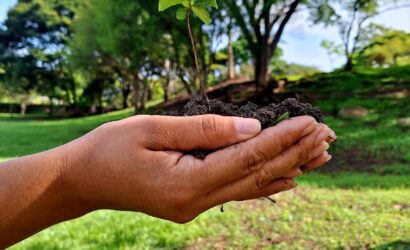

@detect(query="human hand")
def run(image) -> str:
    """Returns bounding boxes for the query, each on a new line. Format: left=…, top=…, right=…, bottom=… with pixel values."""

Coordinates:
left=58, top=115, right=334, bottom=223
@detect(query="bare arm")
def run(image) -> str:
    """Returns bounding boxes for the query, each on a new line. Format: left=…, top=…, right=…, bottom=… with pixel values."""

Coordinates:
left=0, top=148, right=88, bottom=247
left=0, top=115, right=335, bottom=248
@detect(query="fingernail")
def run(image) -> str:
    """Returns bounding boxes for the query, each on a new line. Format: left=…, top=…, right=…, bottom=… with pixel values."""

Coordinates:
left=290, top=181, right=298, bottom=188
left=330, top=130, right=337, bottom=140
left=235, top=118, right=261, bottom=137
left=326, top=154, right=332, bottom=162
left=302, top=121, right=318, bottom=137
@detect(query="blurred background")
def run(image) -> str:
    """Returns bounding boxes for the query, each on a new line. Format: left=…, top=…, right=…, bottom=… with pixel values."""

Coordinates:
left=1, top=0, right=409, bottom=249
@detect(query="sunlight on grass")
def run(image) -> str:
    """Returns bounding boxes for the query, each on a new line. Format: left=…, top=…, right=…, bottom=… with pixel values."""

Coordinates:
left=11, top=185, right=410, bottom=249
left=298, top=172, right=410, bottom=189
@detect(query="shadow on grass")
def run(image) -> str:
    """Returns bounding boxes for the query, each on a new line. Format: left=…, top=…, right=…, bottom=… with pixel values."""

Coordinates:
left=372, top=241, right=410, bottom=250
left=298, top=172, right=410, bottom=189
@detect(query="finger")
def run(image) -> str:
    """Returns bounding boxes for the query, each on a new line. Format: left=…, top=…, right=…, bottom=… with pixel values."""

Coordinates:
left=283, top=141, right=329, bottom=178
left=283, top=168, right=303, bottom=178
left=201, top=116, right=319, bottom=189
left=324, top=125, right=337, bottom=143
left=202, top=124, right=332, bottom=207
left=301, top=151, right=332, bottom=173
left=310, top=141, right=329, bottom=160
left=141, top=115, right=261, bottom=151
left=252, top=125, right=330, bottom=187
left=236, top=178, right=297, bottom=201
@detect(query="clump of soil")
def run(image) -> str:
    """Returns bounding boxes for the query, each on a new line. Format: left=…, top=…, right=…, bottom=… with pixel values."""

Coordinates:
left=166, top=98, right=323, bottom=158
left=169, top=97, right=323, bottom=128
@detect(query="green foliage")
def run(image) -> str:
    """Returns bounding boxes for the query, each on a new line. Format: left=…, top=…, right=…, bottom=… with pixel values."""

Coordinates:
left=311, top=0, right=409, bottom=70
left=272, top=112, right=290, bottom=126
left=159, top=0, right=218, bottom=24
left=359, top=27, right=410, bottom=67
left=0, top=0, right=85, bottom=103
left=159, top=0, right=187, bottom=11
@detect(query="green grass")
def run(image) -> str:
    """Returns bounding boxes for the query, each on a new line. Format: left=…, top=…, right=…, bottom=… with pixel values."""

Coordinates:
left=10, top=183, right=410, bottom=249
left=295, top=66, right=410, bottom=173
left=0, top=109, right=134, bottom=159
left=298, top=172, right=410, bottom=189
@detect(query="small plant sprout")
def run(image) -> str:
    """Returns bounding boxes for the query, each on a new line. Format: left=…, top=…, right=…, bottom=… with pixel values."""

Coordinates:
left=159, top=0, right=218, bottom=104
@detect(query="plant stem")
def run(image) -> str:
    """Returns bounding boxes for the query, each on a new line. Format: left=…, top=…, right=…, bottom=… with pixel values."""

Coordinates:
left=186, top=8, right=209, bottom=104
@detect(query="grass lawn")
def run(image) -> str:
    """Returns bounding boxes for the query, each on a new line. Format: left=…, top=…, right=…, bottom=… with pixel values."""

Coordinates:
left=9, top=183, right=410, bottom=250
left=2, top=73, right=410, bottom=249
left=0, top=109, right=134, bottom=159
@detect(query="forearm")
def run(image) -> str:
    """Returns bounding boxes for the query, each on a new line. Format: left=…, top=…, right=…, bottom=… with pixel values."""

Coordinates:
left=0, top=147, right=87, bottom=248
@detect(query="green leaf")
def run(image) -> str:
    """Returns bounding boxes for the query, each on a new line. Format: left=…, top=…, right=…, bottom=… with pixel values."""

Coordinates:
left=182, top=1, right=190, bottom=8
left=176, top=7, right=187, bottom=20
left=272, top=112, right=290, bottom=126
left=195, top=0, right=218, bottom=9
left=159, top=0, right=186, bottom=11
left=191, top=6, right=211, bottom=24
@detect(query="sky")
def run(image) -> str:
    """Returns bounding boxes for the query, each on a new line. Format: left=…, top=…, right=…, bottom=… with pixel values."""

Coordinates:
left=0, top=0, right=409, bottom=72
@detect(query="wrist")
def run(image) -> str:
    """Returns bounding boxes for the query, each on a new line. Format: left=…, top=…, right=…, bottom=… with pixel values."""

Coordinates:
left=53, top=138, right=96, bottom=217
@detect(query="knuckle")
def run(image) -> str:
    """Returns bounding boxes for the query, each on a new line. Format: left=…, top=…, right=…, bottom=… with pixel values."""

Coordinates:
left=279, top=132, right=294, bottom=150
left=255, top=163, right=278, bottom=189
left=252, top=147, right=270, bottom=163
left=297, top=142, right=310, bottom=163
left=317, top=123, right=327, bottom=132
left=200, top=115, right=221, bottom=144
left=243, top=146, right=269, bottom=174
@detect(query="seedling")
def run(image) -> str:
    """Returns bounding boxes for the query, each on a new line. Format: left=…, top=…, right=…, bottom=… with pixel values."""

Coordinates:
left=159, top=0, right=218, bottom=104
left=159, top=1, right=325, bottom=212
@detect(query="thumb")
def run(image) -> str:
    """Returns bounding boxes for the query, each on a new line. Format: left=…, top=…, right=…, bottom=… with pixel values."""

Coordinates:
left=143, top=114, right=261, bottom=151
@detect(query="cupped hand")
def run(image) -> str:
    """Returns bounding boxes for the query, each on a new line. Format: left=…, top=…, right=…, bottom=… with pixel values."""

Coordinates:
left=59, top=115, right=335, bottom=223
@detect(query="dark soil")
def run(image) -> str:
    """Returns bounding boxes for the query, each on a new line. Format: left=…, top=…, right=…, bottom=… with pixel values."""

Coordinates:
left=165, top=97, right=323, bottom=158
left=168, top=97, right=323, bottom=128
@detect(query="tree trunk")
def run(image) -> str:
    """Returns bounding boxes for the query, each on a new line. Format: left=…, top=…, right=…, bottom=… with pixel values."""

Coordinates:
left=254, top=48, right=271, bottom=91
left=163, top=82, right=170, bottom=102
left=393, top=54, right=398, bottom=65
left=344, top=56, right=354, bottom=71
left=48, top=97, right=54, bottom=117
left=139, top=80, right=149, bottom=111
left=20, top=102, right=27, bottom=115
left=69, top=79, right=78, bottom=114
left=121, top=83, right=131, bottom=109
left=133, top=78, right=141, bottom=114
left=97, top=94, right=103, bottom=114
left=178, top=72, right=194, bottom=96
left=163, top=59, right=171, bottom=102
left=228, top=29, right=235, bottom=80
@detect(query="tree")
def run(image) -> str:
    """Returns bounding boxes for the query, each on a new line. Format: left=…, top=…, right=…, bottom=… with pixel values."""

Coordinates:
left=312, top=0, right=410, bottom=71
left=222, top=0, right=303, bottom=90
left=0, top=0, right=85, bottom=112
left=358, top=25, right=410, bottom=67
left=72, top=0, right=168, bottom=113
